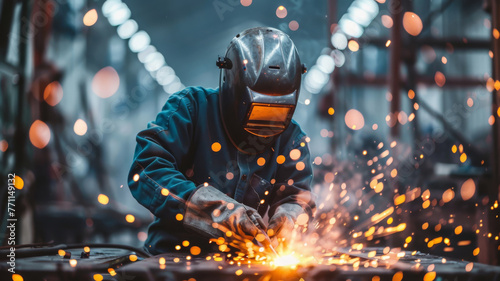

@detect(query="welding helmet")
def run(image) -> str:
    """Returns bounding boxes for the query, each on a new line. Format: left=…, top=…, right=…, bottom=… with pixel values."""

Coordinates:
left=217, top=27, right=306, bottom=154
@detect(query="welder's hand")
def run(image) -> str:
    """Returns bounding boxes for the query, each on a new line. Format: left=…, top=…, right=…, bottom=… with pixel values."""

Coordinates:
left=183, top=185, right=265, bottom=248
left=268, top=203, right=307, bottom=250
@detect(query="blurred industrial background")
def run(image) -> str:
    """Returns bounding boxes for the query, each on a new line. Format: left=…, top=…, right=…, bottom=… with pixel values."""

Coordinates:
left=1, top=0, right=500, bottom=269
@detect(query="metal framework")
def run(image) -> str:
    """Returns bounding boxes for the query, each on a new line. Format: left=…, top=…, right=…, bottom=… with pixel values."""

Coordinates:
left=0, top=0, right=31, bottom=245
left=327, top=0, right=500, bottom=265
left=489, top=0, right=500, bottom=266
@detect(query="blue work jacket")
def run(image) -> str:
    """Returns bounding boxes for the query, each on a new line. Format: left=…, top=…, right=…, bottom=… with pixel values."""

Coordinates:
left=128, top=87, right=314, bottom=255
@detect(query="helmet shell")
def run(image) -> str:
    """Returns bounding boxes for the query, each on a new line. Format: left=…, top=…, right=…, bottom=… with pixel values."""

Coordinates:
left=219, top=27, right=303, bottom=154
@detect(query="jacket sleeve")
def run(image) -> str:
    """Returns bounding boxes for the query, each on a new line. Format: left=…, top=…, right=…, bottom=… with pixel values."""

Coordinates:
left=128, top=91, right=197, bottom=219
left=268, top=132, right=316, bottom=219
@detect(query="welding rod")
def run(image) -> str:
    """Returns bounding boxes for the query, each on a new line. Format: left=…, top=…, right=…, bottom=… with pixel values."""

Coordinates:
left=247, top=211, right=279, bottom=258
left=264, top=236, right=279, bottom=257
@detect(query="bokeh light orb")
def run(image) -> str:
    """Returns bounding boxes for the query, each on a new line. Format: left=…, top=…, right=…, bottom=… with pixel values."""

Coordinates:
left=43, top=81, right=63, bottom=106
left=316, top=55, right=335, bottom=74
left=289, top=20, right=299, bottom=31
left=74, top=119, right=88, bottom=136
left=92, top=66, right=120, bottom=98
left=331, top=33, right=348, bottom=50
left=460, top=179, right=476, bottom=201
left=117, top=19, right=138, bottom=39
left=29, top=120, right=51, bottom=149
left=381, top=15, right=393, bottom=28
left=83, top=9, right=98, bottom=26
left=403, top=12, right=423, bottom=36
left=241, top=0, right=252, bottom=7
left=345, top=109, right=365, bottom=130
left=276, top=6, right=287, bottom=18
left=129, top=31, right=151, bottom=53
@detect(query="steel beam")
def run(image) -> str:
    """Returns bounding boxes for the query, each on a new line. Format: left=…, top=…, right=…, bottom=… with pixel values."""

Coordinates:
left=389, top=0, right=403, bottom=138
left=488, top=0, right=500, bottom=266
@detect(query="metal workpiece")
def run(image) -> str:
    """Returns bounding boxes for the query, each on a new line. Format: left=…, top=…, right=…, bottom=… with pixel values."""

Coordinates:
left=116, top=248, right=500, bottom=281
left=3, top=245, right=500, bottom=281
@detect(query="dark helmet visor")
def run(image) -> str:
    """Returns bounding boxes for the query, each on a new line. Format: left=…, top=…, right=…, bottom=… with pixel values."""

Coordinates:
left=243, top=88, right=297, bottom=137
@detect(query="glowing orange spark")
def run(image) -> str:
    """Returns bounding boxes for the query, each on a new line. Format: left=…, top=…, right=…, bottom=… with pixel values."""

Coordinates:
left=408, top=89, right=415, bottom=99
left=161, top=188, right=169, bottom=196
left=487, top=78, right=495, bottom=91
left=296, top=162, right=305, bottom=171
left=442, top=189, right=455, bottom=203
left=422, top=200, right=430, bottom=209
left=403, top=12, right=423, bottom=36
left=460, top=179, right=475, bottom=200
left=257, top=157, right=266, bottom=166
left=435, top=71, right=446, bottom=87
left=44, top=81, right=63, bottom=106
left=132, top=174, right=140, bottom=182
left=108, top=268, right=117, bottom=276
left=13, top=175, right=24, bottom=190
left=29, top=120, right=51, bottom=149
left=211, top=142, right=221, bottom=152
left=290, top=149, right=301, bottom=160
left=276, top=155, right=286, bottom=164
left=473, top=247, right=480, bottom=256
left=0, top=140, right=7, bottom=152
left=423, top=272, right=436, bottom=281
left=371, top=207, right=394, bottom=223
left=394, top=194, right=405, bottom=205
left=98, top=194, right=109, bottom=205
left=348, top=40, right=359, bottom=52
left=393, top=271, right=403, bottom=281
left=125, top=214, right=135, bottom=223
left=460, top=153, right=467, bottom=163
left=83, top=9, right=98, bottom=26
left=495, top=80, right=500, bottom=91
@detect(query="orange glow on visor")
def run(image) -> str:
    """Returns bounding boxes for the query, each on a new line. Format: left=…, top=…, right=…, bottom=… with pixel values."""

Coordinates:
left=248, top=105, right=290, bottom=124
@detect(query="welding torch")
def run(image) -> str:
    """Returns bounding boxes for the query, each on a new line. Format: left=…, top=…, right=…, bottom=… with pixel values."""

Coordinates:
left=247, top=210, right=280, bottom=258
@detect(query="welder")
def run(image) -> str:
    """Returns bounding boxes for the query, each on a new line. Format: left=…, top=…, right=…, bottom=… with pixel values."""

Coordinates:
left=128, top=27, right=316, bottom=255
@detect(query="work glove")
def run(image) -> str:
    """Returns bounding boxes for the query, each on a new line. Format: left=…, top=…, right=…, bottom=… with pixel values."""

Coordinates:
left=184, top=185, right=269, bottom=251
left=268, top=203, right=308, bottom=251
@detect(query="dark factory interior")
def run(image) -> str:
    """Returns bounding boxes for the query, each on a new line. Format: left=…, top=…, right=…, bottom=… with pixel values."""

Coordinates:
left=1, top=0, right=500, bottom=280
